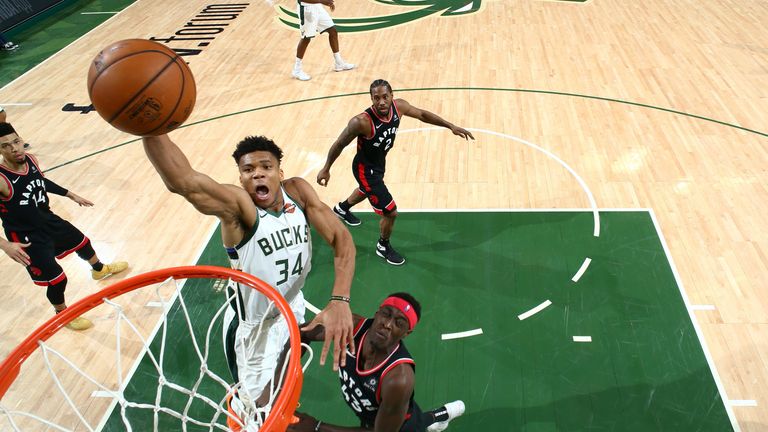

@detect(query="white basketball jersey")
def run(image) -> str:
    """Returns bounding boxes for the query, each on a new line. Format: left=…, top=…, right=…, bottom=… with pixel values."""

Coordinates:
left=226, top=187, right=312, bottom=322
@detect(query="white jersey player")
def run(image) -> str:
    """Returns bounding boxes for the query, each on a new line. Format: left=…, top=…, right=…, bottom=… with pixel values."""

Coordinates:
left=142, top=134, right=356, bottom=424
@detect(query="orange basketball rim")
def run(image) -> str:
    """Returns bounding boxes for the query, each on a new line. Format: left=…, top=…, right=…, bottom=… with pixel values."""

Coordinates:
left=0, top=265, right=303, bottom=432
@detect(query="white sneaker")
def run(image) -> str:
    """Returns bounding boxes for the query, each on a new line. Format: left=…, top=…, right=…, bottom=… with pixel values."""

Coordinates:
left=426, top=400, right=465, bottom=432
left=333, top=61, right=355, bottom=72
left=292, top=69, right=311, bottom=81
left=2, top=42, right=18, bottom=51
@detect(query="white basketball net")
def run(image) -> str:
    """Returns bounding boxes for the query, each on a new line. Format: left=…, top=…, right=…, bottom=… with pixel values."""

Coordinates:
left=0, top=275, right=310, bottom=432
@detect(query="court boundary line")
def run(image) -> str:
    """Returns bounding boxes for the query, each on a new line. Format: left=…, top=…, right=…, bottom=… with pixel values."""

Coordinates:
left=649, top=208, right=740, bottom=431
left=92, top=219, right=220, bottom=431
left=0, top=1, right=138, bottom=92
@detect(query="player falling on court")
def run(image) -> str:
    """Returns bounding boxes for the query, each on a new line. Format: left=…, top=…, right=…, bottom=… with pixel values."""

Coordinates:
left=317, top=79, right=474, bottom=266
left=141, top=133, right=356, bottom=427
left=0, top=122, right=128, bottom=330
left=289, top=292, right=465, bottom=432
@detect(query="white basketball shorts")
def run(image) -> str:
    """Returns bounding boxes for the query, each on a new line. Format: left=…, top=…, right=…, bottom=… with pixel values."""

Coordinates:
left=223, top=292, right=306, bottom=404
left=298, top=3, right=335, bottom=38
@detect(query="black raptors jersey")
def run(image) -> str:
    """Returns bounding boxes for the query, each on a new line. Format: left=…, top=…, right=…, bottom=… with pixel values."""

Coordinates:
left=0, top=155, right=54, bottom=233
left=339, top=318, right=416, bottom=429
left=355, top=101, right=401, bottom=170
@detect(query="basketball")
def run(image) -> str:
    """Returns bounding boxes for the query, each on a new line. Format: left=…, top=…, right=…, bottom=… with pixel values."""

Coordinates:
left=87, top=39, right=196, bottom=136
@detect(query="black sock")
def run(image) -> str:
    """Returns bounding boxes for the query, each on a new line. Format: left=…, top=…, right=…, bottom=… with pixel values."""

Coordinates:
left=339, top=200, right=352, bottom=212
left=378, top=237, right=389, bottom=246
left=91, top=262, right=104, bottom=272
left=429, top=406, right=450, bottom=422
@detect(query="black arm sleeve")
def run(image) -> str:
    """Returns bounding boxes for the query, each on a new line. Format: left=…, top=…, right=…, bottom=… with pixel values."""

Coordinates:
left=44, top=178, right=69, bottom=196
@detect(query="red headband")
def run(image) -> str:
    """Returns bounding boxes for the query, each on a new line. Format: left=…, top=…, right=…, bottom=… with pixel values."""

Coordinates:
left=380, top=296, right=418, bottom=330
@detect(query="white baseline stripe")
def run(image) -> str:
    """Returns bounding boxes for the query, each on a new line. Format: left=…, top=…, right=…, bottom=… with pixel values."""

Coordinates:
left=571, top=257, right=592, bottom=282
left=518, top=300, right=552, bottom=320
left=442, top=328, right=483, bottom=340
left=573, top=336, right=592, bottom=342
left=649, top=209, right=741, bottom=431
left=729, top=400, right=757, bottom=407
left=305, top=301, right=320, bottom=315
left=690, top=304, right=717, bottom=311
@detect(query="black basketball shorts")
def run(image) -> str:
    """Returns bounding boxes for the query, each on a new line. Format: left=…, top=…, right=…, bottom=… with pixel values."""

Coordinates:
left=353, top=162, right=396, bottom=215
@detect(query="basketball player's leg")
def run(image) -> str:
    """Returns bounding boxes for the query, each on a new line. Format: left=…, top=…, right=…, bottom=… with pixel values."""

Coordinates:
left=293, top=3, right=319, bottom=80
left=224, top=294, right=306, bottom=427
left=324, top=27, right=355, bottom=71
left=49, top=215, right=128, bottom=280
left=19, top=233, right=92, bottom=330
left=316, top=8, right=353, bottom=71
left=334, top=188, right=365, bottom=226
left=368, top=180, right=404, bottom=266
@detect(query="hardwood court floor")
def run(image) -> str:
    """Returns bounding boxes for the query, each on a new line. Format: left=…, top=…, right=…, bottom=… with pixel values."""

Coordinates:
left=0, top=0, right=766, bottom=430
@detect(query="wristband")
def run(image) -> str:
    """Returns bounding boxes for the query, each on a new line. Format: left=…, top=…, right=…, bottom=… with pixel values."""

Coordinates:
left=329, top=295, right=350, bottom=303
left=314, top=420, right=322, bottom=431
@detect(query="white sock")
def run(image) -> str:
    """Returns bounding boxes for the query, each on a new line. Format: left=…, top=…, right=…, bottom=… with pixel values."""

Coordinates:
left=333, top=52, right=343, bottom=64
left=294, top=58, right=302, bottom=69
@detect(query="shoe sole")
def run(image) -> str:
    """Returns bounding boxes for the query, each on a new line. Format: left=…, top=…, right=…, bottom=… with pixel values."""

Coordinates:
left=376, top=249, right=406, bottom=266
left=334, top=212, right=361, bottom=226
left=292, top=74, right=311, bottom=81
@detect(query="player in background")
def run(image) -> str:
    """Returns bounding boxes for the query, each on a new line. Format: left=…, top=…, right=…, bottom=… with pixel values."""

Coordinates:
left=317, top=80, right=474, bottom=266
left=0, top=122, right=128, bottom=330
left=291, top=0, right=355, bottom=81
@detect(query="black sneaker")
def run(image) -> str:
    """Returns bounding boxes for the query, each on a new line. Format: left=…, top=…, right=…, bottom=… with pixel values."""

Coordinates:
left=376, top=241, right=405, bottom=266
left=333, top=204, right=361, bottom=226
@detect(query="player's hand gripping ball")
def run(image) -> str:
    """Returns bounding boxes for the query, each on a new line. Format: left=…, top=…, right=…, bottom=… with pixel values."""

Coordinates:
left=87, top=39, right=196, bottom=136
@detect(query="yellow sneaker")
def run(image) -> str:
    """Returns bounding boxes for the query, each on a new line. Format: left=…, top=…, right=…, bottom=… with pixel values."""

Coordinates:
left=91, top=261, right=129, bottom=280
left=65, top=316, right=93, bottom=331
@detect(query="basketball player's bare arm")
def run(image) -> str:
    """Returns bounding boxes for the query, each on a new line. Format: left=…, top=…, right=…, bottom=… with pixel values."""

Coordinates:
left=142, top=135, right=255, bottom=235
left=396, top=98, right=475, bottom=140
left=374, top=366, right=415, bottom=432
left=0, top=177, right=9, bottom=198
left=284, top=177, right=356, bottom=369
left=317, top=115, right=369, bottom=186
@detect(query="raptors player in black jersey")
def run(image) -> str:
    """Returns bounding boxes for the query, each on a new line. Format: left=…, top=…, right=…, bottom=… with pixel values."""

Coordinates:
left=289, top=293, right=465, bottom=432
left=317, top=80, right=474, bottom=266
left=0, top=123, right=128, bottom=330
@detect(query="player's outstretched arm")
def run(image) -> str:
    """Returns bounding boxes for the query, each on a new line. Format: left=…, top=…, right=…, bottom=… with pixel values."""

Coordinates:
left=396, top=98, right=475, bottom=140
left=285, top=177, right=356, bottom=370
left=142, top=134, right=250, bottom=220
left=317, top=115, right=368, bottom=187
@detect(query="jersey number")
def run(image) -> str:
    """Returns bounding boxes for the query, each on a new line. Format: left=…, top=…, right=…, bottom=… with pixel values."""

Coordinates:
left=275, top=252, right=303, bottom=285
left=374, top=138, right=393, bottom=151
